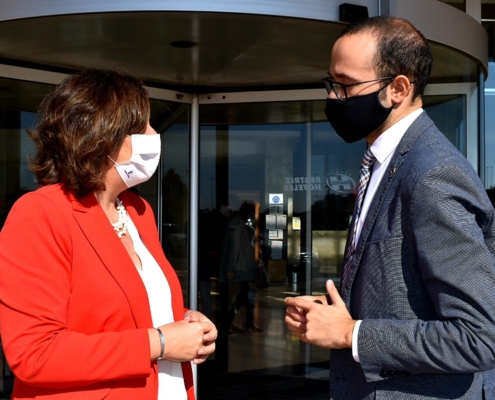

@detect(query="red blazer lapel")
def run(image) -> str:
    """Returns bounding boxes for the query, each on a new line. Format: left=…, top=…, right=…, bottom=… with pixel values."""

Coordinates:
left=122, top=192, right=185, bottom=322
left=70, top=193, right=153, bottom=328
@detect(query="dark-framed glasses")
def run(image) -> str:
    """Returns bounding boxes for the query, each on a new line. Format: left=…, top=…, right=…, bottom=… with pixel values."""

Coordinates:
left=323, top=76, right=397, bottom=102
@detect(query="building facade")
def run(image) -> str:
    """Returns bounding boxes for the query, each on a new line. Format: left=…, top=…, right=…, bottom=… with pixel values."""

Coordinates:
left=0, top=0, right=493, bottom=398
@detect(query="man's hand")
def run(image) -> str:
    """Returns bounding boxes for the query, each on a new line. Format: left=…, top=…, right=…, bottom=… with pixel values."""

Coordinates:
left=297, top=294, right=328, bottom=304
left=285, top=280, right=356, bottom=349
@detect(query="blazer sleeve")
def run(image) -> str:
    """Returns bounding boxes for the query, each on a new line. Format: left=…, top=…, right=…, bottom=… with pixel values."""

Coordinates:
left=357, top=163, right=495, bottom=381
left=0, top=192, right=152, bottom=388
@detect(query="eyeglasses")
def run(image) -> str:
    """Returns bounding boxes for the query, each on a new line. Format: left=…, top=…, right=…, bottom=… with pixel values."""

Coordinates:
left=323, top=76, right=397, bottom=102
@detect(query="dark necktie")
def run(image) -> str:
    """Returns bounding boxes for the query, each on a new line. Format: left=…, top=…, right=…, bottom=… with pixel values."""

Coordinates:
left=341, top=148, right=376, bottom=289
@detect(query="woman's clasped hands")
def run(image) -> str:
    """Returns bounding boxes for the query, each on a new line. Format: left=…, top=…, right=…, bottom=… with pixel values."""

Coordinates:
left=150, top=311, right=217, bottom=365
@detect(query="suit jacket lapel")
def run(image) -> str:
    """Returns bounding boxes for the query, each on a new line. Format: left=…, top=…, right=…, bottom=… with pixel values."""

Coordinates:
left=341, top=153, right=405, bottom=303
left=71, top=193, right=153, bottom=328
left=341, top=111, right=435, bottom=303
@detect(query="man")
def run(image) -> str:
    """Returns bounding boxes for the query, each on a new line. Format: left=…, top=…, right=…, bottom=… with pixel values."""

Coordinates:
left=285, top=16, right=495, bottom=399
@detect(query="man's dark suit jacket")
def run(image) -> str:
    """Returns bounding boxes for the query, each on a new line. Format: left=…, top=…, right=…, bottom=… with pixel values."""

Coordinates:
left=330, top=111, right=495, bottom=399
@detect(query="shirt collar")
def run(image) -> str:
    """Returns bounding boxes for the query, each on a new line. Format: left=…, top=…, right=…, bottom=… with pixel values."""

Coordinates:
left=370, top=108, right=423, bottom=164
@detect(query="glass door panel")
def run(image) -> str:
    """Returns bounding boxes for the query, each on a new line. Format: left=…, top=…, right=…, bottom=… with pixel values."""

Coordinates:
left=438, top=0, right=466, bottom=12
left=485, top=62, right=495, bottom=206
left=196, top=95, right=470, bottom=399
left=423, top=95, right=467, bottom=156
left=197, top=100, right=364, bottom=399
left=147, top=100, right=190, bottom=304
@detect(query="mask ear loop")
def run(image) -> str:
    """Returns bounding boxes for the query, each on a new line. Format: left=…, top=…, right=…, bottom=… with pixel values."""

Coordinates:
left=107, top=155, right=118, bottom=165
left=108, top=135, right=133, bottom=166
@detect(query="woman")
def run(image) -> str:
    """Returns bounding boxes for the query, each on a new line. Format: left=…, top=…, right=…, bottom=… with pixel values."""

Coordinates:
left=0, top=69, right=216, bottom=399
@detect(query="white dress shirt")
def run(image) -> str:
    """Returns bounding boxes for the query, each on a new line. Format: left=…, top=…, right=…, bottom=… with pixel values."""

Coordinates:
left=127, top=214, right=187, bottom=399
left=351, top=108, right=423, bottom=363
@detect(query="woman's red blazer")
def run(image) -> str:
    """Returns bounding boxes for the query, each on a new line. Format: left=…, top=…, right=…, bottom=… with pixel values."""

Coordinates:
left=0, top=184, right=195, bottom=399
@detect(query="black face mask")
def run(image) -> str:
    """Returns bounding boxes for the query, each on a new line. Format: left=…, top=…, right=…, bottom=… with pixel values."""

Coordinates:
left=324, top=88, right=393, bottom=143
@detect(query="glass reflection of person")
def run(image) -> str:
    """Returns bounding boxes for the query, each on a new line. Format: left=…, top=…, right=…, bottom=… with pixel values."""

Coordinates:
left=0, top=70, right=216, bottom=400
left=218, top=195, right=239, bottom=335
left=197, top=196, right=229, bottom=320
left=220, top=200, right=261, bottom=332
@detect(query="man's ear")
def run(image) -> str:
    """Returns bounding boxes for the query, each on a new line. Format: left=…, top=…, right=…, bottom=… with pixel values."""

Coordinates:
left=390, top=75, right=414, bottom=105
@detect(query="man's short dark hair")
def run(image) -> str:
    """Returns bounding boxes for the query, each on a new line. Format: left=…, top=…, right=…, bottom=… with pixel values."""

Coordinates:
left=239, top=201, right=256, bottom=222
left=342, top=16, right=433, bottom=100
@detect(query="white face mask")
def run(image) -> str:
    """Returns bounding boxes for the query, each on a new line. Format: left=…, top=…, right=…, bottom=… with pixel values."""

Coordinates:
left=109, top=134, right=161, bottom=188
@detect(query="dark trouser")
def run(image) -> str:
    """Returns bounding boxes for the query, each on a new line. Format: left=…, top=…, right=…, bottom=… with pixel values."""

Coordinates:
left=229, top=281, right=254, bottom=328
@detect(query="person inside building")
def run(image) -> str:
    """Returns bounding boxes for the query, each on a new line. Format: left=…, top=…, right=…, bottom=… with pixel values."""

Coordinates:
left=220, top=200, right=262, bottom=333
left=0, top=69, right=217, bottom=400
left=285, top=16, right=495, bottom=399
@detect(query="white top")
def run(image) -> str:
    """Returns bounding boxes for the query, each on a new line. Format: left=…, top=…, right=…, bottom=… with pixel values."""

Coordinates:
left=352, top=108, right=423, bottom=363
left=126, top=214, right=187, bottom=400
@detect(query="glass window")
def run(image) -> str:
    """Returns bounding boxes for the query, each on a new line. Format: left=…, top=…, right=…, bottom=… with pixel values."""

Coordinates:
left=482, top=5, right=495, bottom=207
left=485, top=62, right=495, bottom=202
left=424, top=95, right=467, bottom=155
left=438, top=0, right=466, bottom=12
left=197, top=100, right=363, bottom=397
left=428, top=42, right=478, bottom=84
left=150, top=101, right=190, bottom=303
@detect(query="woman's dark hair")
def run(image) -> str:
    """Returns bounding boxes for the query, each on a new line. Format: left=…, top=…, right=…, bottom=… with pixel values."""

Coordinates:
left=342, top=16, right=433, bottom=101
left=29, top=69, right=150, bottom=198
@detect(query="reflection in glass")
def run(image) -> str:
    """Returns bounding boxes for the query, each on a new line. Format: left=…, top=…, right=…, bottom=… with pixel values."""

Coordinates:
left=428, top=42, right=478, bottom=84
left=0, top=78, right=51, bottom=397
left=198, top=101, right=364, bottom=398
left=149, top=100, right=190, bottom=305
left=424, top=95, right=467, bottom=155
left=438, top=0, right=466, bottom=12
left=485, top=62, right=495, bottom=206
